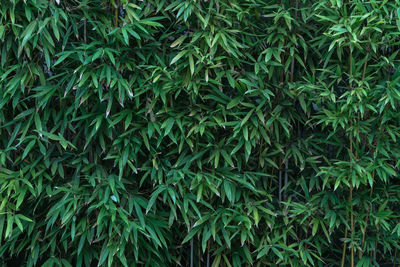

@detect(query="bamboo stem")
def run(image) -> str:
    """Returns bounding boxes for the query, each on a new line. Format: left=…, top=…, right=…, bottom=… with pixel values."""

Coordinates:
left=258, top=138, right=263, bottom=169
left=278, top=165, right=282, bottom=203
left=340, top=136, right=354, bottom=267
left=361, top=53, right=369, bottom=81
left=349, top=49, right=353, bottom=90
left=190, top=238, right=194, bottom=267
left=83, top=19, right=87, bottom=43
left=347, top=133, right=354, bottom=267
left=349, top=47, right=355, bottom=267
left=350, top=182, right=354, bottom=267
left=284, top=159, right=288, bottom=201
left=198, top=239, right=201, bottom=267
left=114, top=1, right=119, bottom=27
left=340, top=212, right=349, bottom=267
left=342, top=45, right=355, bottom=267
left=358, top=52, right=370, bottom=260
left=270, top=156, right=275, bottom=189
left=207, top=240, right=210, bottom=267
left=360, top=171, right=374, bottom=258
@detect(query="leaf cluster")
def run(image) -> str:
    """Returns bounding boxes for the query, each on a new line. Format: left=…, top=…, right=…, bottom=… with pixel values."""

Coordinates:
left=1, top=0, right=400, bottom=266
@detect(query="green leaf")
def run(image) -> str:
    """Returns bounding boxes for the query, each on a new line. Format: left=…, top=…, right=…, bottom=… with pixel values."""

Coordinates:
left=21, top=21, right=37, bottom=47
left=227, top=97, right=241, bottom=109
left=170, top=35, right=187, bottom=48
left=170, top=51, right=187, bottom=65
left=220, top=150, right=234, bottom=167
left=22, top=139, right=36, bottom=160
left=189, top=54, right=195, bottom=76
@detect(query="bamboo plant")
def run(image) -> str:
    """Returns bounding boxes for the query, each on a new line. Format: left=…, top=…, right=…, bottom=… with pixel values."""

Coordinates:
left=0, top=0, right=400, bottom=266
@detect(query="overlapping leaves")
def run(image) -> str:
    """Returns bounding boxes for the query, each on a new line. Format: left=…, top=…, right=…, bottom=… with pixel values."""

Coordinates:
left=1, top=0, right=400, bottom=266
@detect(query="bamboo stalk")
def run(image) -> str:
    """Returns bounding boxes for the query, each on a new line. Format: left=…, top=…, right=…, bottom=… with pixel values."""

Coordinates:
left=198, top=238, right=201, bottom=267
left=340, top=211, right=349, bottom=267
left=284, top=159, right=288, bottom=201
left=207, top=240, right=210, bottom=267
left=350, top=181, right=354, bottom=267
left=114, top=1, right=119, bottom=27
left=349, top=47, right=355, bottom=267
left=358, top=52, right=370, bottom=260
left=190, top=238, right=194, bottom=267
left=279, top=161, right=282, bottom=203
left=360, top=171, right=374, bottom=258
left=340, top=134, right=354, bottom=267
left=83, top=19, right=87, bottom=43
left=270, top=156, right=275, bottom=189
left=342, top=45, right=355, bottom=267
left=258, top=138, right=263, bottom=169
left=283, top=0, right=298, bottom=203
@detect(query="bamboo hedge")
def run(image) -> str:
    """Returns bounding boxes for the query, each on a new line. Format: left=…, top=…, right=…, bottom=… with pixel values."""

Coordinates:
left=1, top=0, right=400, bottom=266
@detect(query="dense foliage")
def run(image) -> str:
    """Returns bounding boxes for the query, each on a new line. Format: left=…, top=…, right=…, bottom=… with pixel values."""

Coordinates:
left=1, top=0, right=400, bottom=266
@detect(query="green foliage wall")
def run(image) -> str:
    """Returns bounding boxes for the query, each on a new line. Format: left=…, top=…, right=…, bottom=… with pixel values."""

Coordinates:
left=1, top=0, right=400, bottom=266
